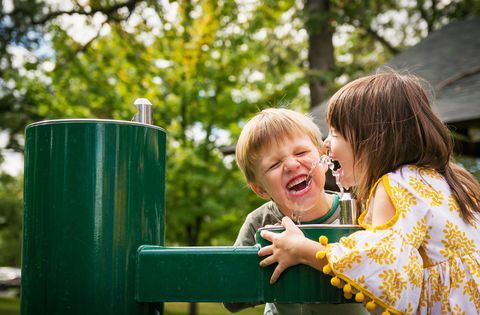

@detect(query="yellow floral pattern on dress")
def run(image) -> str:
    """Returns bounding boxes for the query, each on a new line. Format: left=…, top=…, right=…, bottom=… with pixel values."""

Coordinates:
left=419, top=279, right=428, bottom=308
left=390, top=184, right=416, bottom=218
left=410, top=176, right=444, bottom=206
left=463, top=279, right=480, bottom=309
left=366, top=236, right=396, bottom=265
left=355, top=275, right=366, bottom=287
left=449, top=260, right=466, bottom=289
left=405, top=303, right=415, bottom=314
left=326, top=165, right=480, bottom=314
left=464, top=255, right=480, bottom=278
left=441, top=221, right=477, bottom=259
left=414, top=166, right=444, bottom=180
left=448, top=195, right=460, bottom=214
left=339, top=236, right=356, bottom=249
left=403, top=249, right=422, bottom=287
left=441, top=285, right=451, bottom=314
left=405, top=216, right=431, bottom=248
left=333, top=251, right=362, bottom=273
left=452, top=304, right=466, bottom=315
left=428, top=267, right=442, bottom=305
left=378, top=269, right=407, bottom=305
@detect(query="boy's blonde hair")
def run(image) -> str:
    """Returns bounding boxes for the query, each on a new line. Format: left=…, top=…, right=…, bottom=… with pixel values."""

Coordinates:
left=236, top=108, right=323, bottom=183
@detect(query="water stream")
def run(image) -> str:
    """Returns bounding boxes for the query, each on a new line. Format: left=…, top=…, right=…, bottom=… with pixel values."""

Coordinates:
left=291, top=155, right=344, bottom=224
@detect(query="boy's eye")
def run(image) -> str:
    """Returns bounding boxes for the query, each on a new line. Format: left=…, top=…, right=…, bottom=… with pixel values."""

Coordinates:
left=295, top=151, right=308, bottom=156
left=267, top=162, right=280, bottom=171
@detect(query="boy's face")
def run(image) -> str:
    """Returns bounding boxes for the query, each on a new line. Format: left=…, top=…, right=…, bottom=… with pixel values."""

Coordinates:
left=250, top=133, right=328, bottom=216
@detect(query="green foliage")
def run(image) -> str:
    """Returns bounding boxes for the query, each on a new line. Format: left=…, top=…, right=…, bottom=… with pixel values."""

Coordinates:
left=4, top=1, right=309, bottom=247
left=0, top=174, right=23, bottom=267
left=456, top=156, right=480, bottom=182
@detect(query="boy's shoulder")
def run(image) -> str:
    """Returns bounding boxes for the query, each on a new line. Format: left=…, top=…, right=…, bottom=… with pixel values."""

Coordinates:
left=246, top=201, right=284, bottom=225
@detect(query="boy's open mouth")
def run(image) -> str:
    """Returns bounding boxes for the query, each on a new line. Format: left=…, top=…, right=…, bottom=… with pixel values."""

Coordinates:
left=286, top=175, right=313, bottom=192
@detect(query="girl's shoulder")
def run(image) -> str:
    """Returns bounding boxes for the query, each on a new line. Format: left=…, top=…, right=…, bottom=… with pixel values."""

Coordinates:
left=386, top=164, right=445, bottom=186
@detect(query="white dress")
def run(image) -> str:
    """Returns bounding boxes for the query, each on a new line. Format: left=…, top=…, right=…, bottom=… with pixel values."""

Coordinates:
left=325, top=165, right=480, bottom=314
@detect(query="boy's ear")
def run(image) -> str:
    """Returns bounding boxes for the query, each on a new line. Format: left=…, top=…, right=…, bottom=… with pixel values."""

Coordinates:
left=249, top=182, right=270, bottom=200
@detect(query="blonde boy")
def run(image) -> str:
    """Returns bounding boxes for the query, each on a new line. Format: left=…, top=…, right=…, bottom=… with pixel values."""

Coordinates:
left=225, top=108, right=367, bottom=314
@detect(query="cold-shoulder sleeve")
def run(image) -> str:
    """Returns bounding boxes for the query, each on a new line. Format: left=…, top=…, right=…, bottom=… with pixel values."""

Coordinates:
left=324, top=229, right=423, bottom=314
left=321, top=169, right=431, bottom=314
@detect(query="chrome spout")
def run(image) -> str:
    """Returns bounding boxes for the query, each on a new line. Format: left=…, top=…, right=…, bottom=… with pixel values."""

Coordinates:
left=339, top=193, right=358, bottom=225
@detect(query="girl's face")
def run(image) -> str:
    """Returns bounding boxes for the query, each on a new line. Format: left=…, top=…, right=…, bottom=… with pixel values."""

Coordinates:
left=324, top=127, right=356, bottom=188
left=250, top=133, right=328, bottom=218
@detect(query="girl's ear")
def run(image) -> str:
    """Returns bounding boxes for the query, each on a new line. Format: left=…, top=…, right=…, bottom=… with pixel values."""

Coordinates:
left=249, top=182, right=270, bottom=200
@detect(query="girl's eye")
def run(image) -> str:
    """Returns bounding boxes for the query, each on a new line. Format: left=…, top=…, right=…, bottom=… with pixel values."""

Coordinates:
left=329, top=128, right=339, bottom=137
left=295, top=151, right=308, bottom=156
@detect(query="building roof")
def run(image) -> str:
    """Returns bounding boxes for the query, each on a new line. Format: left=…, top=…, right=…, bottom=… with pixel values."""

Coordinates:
left=311, top=17, right=480, bottom=137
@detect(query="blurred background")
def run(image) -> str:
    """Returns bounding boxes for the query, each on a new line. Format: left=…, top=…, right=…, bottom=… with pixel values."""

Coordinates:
left=0, top=0, right=479, bottom=314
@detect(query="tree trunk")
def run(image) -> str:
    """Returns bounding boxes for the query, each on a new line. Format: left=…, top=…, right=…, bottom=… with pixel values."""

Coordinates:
left=304, top=0, right=335, bottom=109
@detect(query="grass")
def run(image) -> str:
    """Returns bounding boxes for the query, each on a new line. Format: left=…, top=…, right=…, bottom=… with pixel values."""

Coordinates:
left=0, top=298, right=263, bottom=315
left=164, top=303, right=263, bottom=315
left=0, top=297, right=19, bottom=315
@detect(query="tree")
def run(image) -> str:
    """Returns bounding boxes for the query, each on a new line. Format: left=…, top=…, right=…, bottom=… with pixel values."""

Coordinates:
left=302, top=0, right=480, bottom=109
left=0, top=173, right=22, bottom=266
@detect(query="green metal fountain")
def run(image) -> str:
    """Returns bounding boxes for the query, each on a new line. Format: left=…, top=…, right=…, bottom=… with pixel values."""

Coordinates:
left=21, top=99, right=359, bottom=315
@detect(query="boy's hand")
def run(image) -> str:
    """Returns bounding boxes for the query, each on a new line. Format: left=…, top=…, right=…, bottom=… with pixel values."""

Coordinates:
left=257, top=216, right=307, bottom=284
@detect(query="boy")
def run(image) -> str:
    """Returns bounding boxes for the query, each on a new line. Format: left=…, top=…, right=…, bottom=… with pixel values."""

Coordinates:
left=224, top=108, right=367, bottom=314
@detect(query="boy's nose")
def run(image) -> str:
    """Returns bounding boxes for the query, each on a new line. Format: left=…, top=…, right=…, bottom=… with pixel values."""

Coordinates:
left=283, top=157, right=301, bottom=171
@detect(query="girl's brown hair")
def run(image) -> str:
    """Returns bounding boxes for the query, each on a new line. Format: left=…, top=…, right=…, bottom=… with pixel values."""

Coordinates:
left=326, top=70, right=480, bottom=224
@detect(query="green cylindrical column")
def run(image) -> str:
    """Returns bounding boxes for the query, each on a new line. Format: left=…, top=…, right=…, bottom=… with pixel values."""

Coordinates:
left=22, top=119, right=166, bottom=315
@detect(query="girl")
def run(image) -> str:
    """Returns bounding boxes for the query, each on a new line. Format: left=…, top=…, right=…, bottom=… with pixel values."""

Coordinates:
left=258, top=71, right=480, bottom=314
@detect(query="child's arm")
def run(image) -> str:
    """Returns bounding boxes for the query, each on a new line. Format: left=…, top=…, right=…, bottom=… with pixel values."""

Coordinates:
left=258, top=217, right=327, bottom=284
left=370, top=181, right=396, bottom=226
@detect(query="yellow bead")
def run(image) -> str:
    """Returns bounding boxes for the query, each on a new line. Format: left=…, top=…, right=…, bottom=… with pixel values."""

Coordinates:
left=319, top=235, right=328, bottom=245
left=344, top=292, right=353, bottom=299
left=322, top=264, right=332, bottom=275
left=366, top=300, right=376, bottom=311
left=355, top=292, right=365, bottom=302
left=343, top=283, right=352, bottom=294
left=330, top=276, right=341, bottom=287
left=381, top=311, right=391, bottom=315
left=315, top=251, right=326, bottom=260
left=336, top=279, right=344, bottom=289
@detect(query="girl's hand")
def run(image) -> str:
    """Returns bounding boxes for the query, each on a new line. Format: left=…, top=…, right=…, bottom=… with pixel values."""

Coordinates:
left=257, top=216, right=308, bottom=284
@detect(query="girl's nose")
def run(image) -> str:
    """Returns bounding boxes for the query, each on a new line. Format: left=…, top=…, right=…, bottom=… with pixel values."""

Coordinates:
left=323, top=136, right=331, bottom=149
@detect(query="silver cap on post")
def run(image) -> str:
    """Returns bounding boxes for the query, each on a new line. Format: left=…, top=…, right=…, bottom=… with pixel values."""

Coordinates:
left=133, top=98, right=153, bottom=125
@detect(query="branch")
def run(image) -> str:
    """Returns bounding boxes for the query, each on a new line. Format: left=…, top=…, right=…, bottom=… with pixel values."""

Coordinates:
left=11, top=0, right=141, bottom=25
left=365, top=25, right=400, bottom=55
left=52, top=20, right=107, bottom=72
left=436, top=66, right=480, bottom=91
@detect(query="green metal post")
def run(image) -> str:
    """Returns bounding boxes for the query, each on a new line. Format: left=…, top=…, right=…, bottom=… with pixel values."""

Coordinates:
left=22, top=119, right=166, bottom=315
